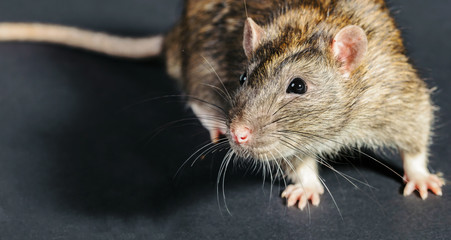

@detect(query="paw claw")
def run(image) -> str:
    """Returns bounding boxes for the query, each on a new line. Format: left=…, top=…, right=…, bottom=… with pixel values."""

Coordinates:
left=430, top=182, right=443, bottom=196
left=311, top=193, right=321, bottom=206
left=403, top=173, right=444, bottom=199
left=287, top=195, right=297, bottom=207
left=281, top=191, right=287, bottom=198
left=298, top=194, right=308, bottom=210
left=403, top=182, right=415, bottom=196
left=419, top=184, right=428, bottom=200
left=281, top=183, right=324, bottom=210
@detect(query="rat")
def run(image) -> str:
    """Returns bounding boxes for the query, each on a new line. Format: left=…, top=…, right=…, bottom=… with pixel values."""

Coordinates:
left=0, top=0, right=445, bottom=210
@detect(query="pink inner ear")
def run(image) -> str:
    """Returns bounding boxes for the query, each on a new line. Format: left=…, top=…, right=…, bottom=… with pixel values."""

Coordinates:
left=332, top=25, right=367, bottom=75
left=333, top=39, right=355, bottom=63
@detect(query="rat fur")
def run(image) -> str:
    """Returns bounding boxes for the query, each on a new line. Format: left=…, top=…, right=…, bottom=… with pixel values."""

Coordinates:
left=0, top=0, right=444, bottom=210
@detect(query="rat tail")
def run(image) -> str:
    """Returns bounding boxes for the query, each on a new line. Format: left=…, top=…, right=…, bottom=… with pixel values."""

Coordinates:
left=0, top=23, right=163, bottom=59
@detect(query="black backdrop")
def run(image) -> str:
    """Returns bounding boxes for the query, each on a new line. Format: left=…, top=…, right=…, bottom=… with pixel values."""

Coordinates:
left=0, top=0, right=449, bottom=239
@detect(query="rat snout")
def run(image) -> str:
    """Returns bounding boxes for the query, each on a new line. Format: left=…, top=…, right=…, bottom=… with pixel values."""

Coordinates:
left=228, top=113, right=281, bottom=160
left=231, top=125, right=252, bottom=144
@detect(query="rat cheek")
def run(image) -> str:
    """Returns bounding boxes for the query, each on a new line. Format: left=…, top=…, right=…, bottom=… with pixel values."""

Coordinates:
left=305, top=80, right=316, bottom=92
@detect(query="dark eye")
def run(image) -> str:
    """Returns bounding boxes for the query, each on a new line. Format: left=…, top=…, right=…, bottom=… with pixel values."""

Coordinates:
left=287, top=78, right=307, bottom=94
left=239, top=71, right=247, bottom=86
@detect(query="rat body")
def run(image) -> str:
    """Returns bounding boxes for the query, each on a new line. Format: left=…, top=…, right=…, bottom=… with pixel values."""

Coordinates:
left=165, top=0, right=444, bottom=208
left=0, top=0, right=444, bottom=210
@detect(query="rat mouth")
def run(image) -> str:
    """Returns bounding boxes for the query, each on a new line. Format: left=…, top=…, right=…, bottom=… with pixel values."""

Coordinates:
left=228, top=137, right=293, bottom=161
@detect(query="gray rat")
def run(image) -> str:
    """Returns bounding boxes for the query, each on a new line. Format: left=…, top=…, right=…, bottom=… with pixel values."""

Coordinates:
left=0, top=0, right=444, bottom=210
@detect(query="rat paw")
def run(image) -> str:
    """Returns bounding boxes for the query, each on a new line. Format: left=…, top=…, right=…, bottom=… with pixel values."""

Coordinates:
left=403, top=173, right=445, bottom=199
left=209, top=128, right=226, bottom=143
left=281, top=183, right=324, bottom=210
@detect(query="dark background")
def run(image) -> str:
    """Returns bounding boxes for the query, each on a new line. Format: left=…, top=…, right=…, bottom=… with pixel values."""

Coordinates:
left=0, top=0, right=449, bottom=239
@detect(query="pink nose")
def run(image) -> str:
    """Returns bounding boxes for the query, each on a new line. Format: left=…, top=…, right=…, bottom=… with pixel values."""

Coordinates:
left=232, top=126, right=251, bottom=144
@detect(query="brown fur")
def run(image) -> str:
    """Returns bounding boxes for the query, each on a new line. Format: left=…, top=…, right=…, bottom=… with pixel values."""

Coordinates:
left=164, top=0, right=443, bottom=205
left=0, top=0, right=441, bottom=206
left=165, top=0, right=433, bottom=161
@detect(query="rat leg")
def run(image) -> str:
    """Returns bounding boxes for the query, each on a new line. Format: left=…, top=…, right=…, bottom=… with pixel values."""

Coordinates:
left=401, top=150, right=445, bottom=199
left=190, top=102, right=226, bottom=143
left=281, top=156, right=324, bottom=210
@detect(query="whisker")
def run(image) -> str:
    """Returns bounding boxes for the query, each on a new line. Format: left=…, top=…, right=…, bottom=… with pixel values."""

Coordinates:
left=266, top=155, right=274, bottom=201
left=191, top=139, right=229, bottom=167
left=276, top=134, right=375, bottom=189
left=222, top=151, right=234, bottom=215
left=266, top=115, right=292, bottom=127
left=200, top=55, right=234, bottom=108
left=217, top=150, right=229, bottom=214
left=269, top=152, right=287, bottom=192
left=122, top=94, right=228, bottom=116
left=200, top=82, right=231, bottom=106
left=318, top=174, right=343, bottom=220
left=174, top=138, right=228, bottom=178
left=277, top=129, right=403, bottom=180
left=274, top=132, right=385, bottom=214
left=271, top=96, right=300, bottom=117
left=143, top=115, right=226, bottom=142
left=262, top=159, right=266, bottom=189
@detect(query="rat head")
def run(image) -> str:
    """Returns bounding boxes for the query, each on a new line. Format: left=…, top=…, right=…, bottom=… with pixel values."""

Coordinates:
left=227, top=18, right=368, bottom=161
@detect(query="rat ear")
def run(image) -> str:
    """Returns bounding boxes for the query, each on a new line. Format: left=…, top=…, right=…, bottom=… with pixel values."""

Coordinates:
left=332, top=25, right=367, bottom=76
left=243, top=18, right=265, bottom=59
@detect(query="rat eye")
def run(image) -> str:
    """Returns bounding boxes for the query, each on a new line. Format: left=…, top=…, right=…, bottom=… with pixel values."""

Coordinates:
left=239, top=71, right=247, bottom=86
left=287, top=78, right=307, bottom=94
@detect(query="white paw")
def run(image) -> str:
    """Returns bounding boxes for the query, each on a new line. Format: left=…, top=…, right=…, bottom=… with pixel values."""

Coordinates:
left=403, top=173, right=445, bottom=199
left=281, top=183, right=324, bottom=210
